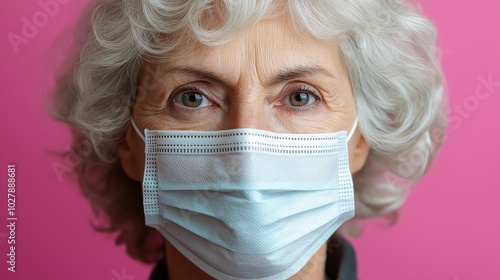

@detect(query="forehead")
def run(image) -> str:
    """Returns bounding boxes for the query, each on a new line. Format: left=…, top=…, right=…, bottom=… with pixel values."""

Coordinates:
left=158, top=17, right=345, bottom=84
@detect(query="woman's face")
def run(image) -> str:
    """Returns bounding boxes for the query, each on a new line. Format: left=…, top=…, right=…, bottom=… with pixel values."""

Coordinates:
left=120, top=16, right=369, bottom=182
left=118, top=16, right=370, bottom=278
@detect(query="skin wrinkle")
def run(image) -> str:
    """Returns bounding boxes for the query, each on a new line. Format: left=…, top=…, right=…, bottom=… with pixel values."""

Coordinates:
left=136, top=22, right=354, bottom=131
left=126, top=15, right=367, bottom=280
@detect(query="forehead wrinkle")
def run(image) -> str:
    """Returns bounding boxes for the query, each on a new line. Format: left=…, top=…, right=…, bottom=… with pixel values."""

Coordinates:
left=250, top=18, right=294, bottom=89
left=215, top=20, right=270, bottom=92
left=162, top=16, right=341, bottom=92
left=172, top=40, right=244, bottom=87
left=249, top=18, right=339, bottom=87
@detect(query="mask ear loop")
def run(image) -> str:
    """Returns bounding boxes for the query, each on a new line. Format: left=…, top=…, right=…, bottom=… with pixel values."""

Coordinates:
left=346, top=118, right=358, bottom=142
left=130, top=118, right=145, bottom=142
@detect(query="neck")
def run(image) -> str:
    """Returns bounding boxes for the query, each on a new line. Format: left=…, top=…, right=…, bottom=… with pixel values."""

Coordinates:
left=165, top=241, right=329, bottom=280
left=288, top=243, right=330, bottom=280
left=165, top=242, right=214, bottom=280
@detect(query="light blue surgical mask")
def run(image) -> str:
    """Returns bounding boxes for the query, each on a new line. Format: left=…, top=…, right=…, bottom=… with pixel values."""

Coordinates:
left=132, top=119, right=358, bottom=280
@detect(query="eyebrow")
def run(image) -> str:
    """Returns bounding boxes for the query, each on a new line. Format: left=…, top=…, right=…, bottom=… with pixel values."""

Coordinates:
left=159, top=65, right=336, bottom=86
left=160, top=66, right=226, bottom=85
left=268, top=65, right=336, bottom=85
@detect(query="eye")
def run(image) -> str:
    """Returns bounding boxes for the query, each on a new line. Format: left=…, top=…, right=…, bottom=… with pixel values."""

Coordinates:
left=289, top=92, right=310, bottom=106
left=174, top=90, right=211, bottom=108
left=286, top=87, right=320, bottom=107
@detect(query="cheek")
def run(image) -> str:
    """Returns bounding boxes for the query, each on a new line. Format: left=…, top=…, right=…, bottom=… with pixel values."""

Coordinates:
left=140, top=115, right=220, bottom=132
left=135, top=147, right=146, bottom=181
left=282, top=108, right=346, bottom=134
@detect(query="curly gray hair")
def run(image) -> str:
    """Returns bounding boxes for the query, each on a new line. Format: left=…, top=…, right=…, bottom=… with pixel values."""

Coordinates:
left=53, top=0, right=447, bottom=263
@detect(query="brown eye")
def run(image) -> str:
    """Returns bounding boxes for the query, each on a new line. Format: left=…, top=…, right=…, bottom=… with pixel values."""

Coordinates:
left=174, top=91, right=211, bottom=108
left=289, top=92, right=312, bottom=106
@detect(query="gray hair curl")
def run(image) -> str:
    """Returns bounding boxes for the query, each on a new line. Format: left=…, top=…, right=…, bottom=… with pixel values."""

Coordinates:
left=53, top=0, right=447, bottom=262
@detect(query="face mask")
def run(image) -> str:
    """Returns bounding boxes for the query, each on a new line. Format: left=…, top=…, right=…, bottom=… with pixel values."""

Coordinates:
left=131, top=119, right=358, bottom=280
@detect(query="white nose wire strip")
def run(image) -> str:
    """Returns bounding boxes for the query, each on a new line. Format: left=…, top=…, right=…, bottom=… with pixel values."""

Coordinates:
left=130, top=117, right=358, bottom=142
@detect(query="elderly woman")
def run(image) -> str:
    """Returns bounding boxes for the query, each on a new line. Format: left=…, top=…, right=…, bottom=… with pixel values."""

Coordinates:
left=54, top=0, right=447, bottom=279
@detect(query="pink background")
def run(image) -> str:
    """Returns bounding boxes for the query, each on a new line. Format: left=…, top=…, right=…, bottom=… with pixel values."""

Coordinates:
left=1, top=1, right=499, bottom=279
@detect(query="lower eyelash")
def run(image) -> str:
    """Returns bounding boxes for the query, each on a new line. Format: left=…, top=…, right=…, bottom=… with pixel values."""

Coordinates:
left=291, top=100, right=320, bottom=112
left=276, top=99, right=320, bottom=113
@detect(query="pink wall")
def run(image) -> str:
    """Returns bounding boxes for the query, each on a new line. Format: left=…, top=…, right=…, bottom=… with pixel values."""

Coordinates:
left=0, top=1, right=499, bottom=279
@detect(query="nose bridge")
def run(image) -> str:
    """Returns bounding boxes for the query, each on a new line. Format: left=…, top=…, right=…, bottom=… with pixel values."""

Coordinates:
left=227, top=91, right=270, bottom=131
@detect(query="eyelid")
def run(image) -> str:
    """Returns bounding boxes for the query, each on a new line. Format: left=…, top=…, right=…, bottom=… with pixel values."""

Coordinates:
left=173, top=84, right=206, bottom=95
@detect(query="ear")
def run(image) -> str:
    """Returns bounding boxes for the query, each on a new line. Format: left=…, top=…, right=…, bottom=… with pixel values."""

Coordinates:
left=117, top=124, right=143, bottom=182
left=348, top=129, right=370, bottom=174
